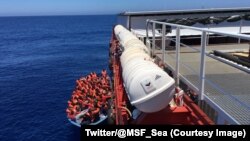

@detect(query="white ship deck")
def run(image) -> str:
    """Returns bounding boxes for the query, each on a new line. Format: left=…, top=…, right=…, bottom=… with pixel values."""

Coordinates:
left=155, top=43, right=250, bottom=124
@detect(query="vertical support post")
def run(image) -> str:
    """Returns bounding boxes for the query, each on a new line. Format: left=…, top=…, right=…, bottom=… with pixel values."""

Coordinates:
left=152, top=23, right=156, bottom=57
left=207, top=25, right=210, bottom=45
left=238, top=20, right=243, bottom=44
left=175, top=27, right=180, bottom=86
left=162, top=24, right=166, bottom=63
left=146, top=20, right=150, bottom=54
left=199, top=31, right=207, bottom=101
left=146, top=20, right=149, bottom=41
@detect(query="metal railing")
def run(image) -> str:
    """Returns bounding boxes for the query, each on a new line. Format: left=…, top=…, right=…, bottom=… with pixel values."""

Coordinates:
left=146, top=19, right=250, bottom=124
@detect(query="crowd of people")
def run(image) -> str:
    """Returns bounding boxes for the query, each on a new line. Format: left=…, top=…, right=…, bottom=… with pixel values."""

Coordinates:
left=66, top=69, right=112, bottom=125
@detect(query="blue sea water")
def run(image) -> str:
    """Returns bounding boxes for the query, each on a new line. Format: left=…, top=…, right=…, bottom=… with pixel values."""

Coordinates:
left=0, top=15, right=116, bottom=141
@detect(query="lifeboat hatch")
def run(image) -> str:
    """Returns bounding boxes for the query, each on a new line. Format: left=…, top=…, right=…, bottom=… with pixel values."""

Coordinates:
left=140, top=78, right=156, bottom=94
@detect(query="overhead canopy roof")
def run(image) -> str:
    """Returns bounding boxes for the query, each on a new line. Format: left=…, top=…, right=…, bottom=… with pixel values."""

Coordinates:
left=120, top=7, right=250, bottom=16
left=153, top=14, right=250, bottom=27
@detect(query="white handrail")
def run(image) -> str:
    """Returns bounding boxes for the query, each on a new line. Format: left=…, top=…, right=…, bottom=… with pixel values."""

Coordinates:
left=148, top=19, right=250, bottom=40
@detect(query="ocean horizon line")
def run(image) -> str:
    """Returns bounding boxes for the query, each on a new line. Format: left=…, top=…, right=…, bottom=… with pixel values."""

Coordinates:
left=0, top=14, right=117, bottom=18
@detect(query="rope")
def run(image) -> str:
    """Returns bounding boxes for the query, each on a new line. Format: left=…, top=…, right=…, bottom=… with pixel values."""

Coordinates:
left=119, top=106, right=132, bottom=118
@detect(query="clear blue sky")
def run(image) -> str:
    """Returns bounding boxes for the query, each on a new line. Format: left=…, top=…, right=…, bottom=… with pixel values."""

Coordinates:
left=0, top=0, right=250, bottom=16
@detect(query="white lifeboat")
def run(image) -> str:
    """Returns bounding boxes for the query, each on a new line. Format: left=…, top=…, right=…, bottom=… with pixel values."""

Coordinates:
left=114, top=25, right=175, bottom=113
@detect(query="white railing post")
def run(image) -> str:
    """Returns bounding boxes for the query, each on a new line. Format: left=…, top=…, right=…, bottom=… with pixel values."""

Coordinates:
left=162, top=24, right=166, bottom=63
left=152, top=23, right=156, bottom=57
left=199, top=31, right=207, bottom=101
left=146, top=20, right=151, bottom=54
left=207, top=25, right=210, bottom=45
left=175, top=27, right=180, bottom=86
left=146, top=20, right=149, bottom=44
left=238, top=20, right=243, bottom=44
